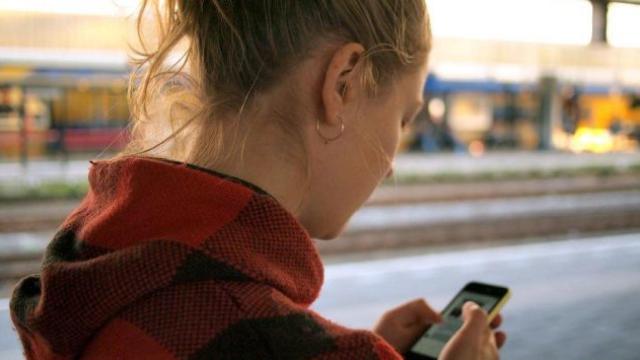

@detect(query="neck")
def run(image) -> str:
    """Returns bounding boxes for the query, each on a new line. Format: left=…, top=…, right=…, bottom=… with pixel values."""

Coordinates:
left=188, top=112, right=310, bottom=222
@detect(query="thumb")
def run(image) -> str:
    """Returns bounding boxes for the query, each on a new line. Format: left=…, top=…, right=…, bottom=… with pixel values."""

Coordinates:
left=461, top=301, right=488, bottom=333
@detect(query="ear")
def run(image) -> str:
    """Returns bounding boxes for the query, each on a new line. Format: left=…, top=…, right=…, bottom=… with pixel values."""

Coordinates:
left=320, top=42, right=365, bottom=127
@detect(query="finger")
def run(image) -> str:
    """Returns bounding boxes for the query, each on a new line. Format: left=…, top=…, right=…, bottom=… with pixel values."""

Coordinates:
left=494, top=331, right=507, bottom=349
left=490, top=313, right=502, bottom=329
left=409, top=298, right=443, bottom=324
left=389, top=298, right=443, bottom=325
left=461, top=302, right=488, bottom=333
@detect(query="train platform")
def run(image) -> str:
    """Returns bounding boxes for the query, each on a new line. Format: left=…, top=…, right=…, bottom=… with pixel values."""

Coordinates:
left=1, top=150, right=639, bottom=186
left=1, top=232, right=639, bottom=359
left=315, top=232, right=640, bottom=360
left=0, top=151, right=639, bottom=358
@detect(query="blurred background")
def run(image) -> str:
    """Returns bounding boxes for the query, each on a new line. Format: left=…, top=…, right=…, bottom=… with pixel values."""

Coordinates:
left=0, top=0, right=639, bottom=359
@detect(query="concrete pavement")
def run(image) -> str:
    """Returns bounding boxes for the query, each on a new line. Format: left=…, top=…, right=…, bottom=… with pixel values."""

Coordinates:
left=314, top=232, right=640, bottom=360
left=1, top=232, right=639, bottom=359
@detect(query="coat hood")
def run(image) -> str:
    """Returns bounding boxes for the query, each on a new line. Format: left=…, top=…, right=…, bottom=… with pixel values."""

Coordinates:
left=10, top=156, right=324, bottom=359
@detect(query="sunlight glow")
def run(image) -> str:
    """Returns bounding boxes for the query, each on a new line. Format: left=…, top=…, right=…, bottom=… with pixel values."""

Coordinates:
left=427, top=0, right=593, bottom=45
left=0, top=0, right=139, bottom=17
left=608, top=3, right=640, bottom=48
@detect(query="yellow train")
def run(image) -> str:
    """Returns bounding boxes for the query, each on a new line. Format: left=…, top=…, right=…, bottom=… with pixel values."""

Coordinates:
left=2, top=63, right=639, bottom=159
left=557, top=92, right=640, bottom=153
left=404, top=75, right=640, bottom=154
left=0, top=65, right=129, bottom=159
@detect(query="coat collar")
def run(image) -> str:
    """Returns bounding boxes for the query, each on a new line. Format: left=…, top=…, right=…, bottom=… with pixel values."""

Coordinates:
left=83, top=155, right=325, bottom=305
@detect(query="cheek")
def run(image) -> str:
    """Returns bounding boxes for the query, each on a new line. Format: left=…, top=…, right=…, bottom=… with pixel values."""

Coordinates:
left=307, top=110, right=399, bottom=238
left=353, top=107, right=401, bottom=178
left=385, top=125, right=402, bottom=155
left=375, top=114, right=402, bottom=164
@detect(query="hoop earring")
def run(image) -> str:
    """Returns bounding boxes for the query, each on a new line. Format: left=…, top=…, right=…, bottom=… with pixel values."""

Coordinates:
left=316, top=116, right=345, bottom=144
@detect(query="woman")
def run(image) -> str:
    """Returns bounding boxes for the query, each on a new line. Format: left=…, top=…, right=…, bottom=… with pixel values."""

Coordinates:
left=10, top=1, right=506, bottom=359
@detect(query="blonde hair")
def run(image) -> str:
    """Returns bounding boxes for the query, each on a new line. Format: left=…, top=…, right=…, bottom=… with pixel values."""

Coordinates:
left=124, top=0, right=431, bottom=169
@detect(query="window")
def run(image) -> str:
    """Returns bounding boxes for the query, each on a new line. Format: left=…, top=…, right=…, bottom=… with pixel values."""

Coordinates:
left=0, top=0, right=137, bottom=16
left=427, top=0, right=593, bottom=45
left=608, top=2, right=640, bottom=48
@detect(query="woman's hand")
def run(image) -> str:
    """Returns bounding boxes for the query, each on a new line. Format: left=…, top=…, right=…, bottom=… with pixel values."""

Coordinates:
left=440, top=302, right=507, bottom=360
left=373, top=298, right=443, bottom=354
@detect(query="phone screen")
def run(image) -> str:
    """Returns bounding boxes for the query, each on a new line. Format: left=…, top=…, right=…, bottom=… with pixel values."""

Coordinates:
left=407, top=290, right=502, bottom=359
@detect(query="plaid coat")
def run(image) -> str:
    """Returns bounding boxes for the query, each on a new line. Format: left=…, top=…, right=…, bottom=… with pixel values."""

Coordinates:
left=10, top=156, right=401, bottom=359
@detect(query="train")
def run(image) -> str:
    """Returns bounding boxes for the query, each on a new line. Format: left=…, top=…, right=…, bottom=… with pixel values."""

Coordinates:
left=400, top=73, right=640, bottom=155
left=1, top=59, right=639, bottom=160
left=0, top=63, right=129, bottom=159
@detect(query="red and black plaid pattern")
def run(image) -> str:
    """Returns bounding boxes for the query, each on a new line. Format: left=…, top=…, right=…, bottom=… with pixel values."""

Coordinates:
left=10, top=156, right=400, bottom=359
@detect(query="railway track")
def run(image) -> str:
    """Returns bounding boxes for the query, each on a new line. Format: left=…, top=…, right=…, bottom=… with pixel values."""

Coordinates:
left=320, top=205, right=640, bottom=255
left=1, top=180, right=640, bottom=297
left=369, top=174, right=640, bottom=205
left=2, top=174, right=639, bottom=232
left=0, top=252, right=42, bottom=298
left=2, top=206, right=639, bottom=297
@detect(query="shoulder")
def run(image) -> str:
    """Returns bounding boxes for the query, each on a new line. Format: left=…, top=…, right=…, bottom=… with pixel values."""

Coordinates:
left=82, top=281, right=262, bottom=359
left=83, top=281, right=400, bottom=359
left=223, top=284, right=402, bottom=359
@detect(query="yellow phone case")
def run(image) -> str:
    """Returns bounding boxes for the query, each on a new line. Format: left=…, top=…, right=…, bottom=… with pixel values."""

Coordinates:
left=487, top=289, right=511, bottom=323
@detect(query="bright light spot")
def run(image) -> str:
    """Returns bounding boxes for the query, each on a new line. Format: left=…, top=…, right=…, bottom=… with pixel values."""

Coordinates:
left=428, top=98, right=446, bottom=120
left=608, top=3, right=640, bottom=48
left=570, top=127, right=614, bottom=154
left=0, top=0, right=139, bottom=16
left=448, top=94, right=492, bottom=133
left=427, top=0, right=593, bottom=45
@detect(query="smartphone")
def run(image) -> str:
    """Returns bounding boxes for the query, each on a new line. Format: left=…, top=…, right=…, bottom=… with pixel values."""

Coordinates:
left=404, top=281, right=511, bottom=360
